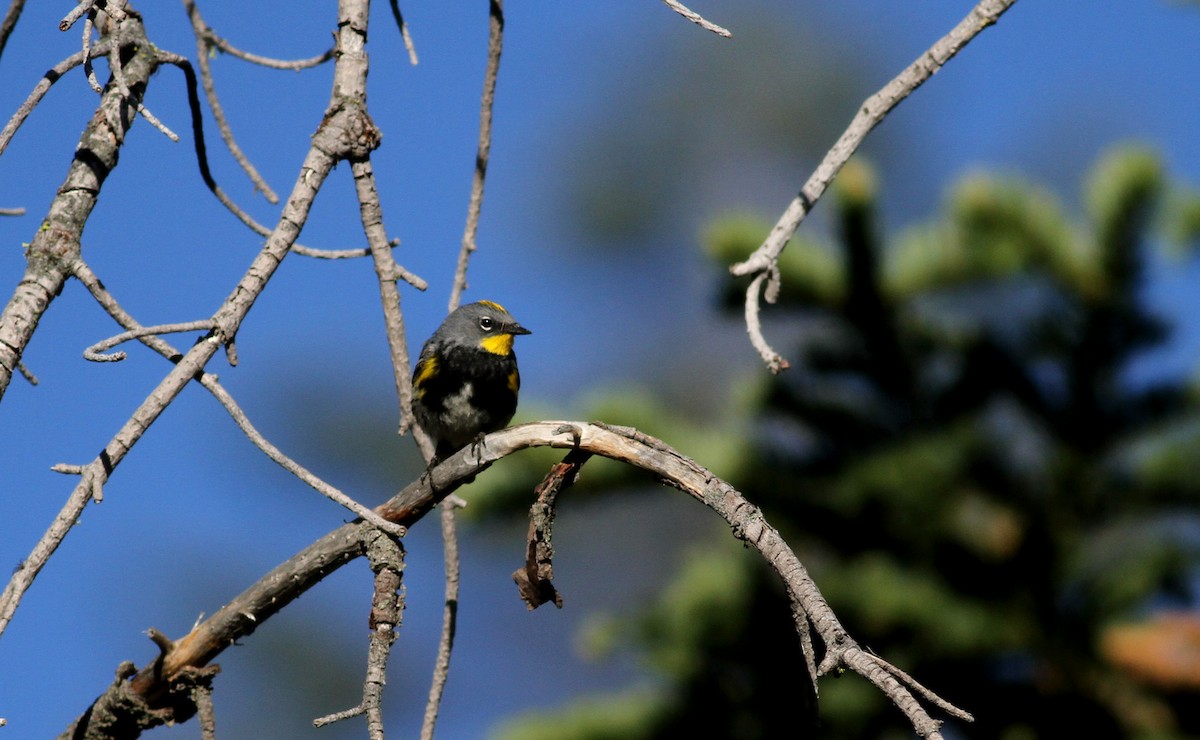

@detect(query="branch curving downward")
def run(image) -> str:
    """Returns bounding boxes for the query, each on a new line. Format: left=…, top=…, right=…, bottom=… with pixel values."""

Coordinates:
left=68, top=421, right=970, bottom=739
left=730, top=0, right=1017, bottom=370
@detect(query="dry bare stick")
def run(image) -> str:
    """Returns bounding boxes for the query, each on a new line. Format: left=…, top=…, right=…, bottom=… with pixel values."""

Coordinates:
left=313, top=528, right=404, bottom=737
left=0, top=23, right=137, bottom=401
left=447, top=0, right=504, bottom=312
left=660, top=0, right=731, bottom=38
left=0, top=1, right=380, bottom=641
left=104, top=13, right=179, bottom=141
left=512, top=449, right=591, bottom=609
left=729, top=0, right=1018, bottom=371
left=387, top=0, right=419, bottom=65
left=419, top=4, right=508, bottom=735
left=0, top=0, right=26, bottom=61
left=67, top=422, right=969, bottom=738
left=58, top=0, right=97, bottom=32
left=81, top=14, right=104, bottom=93
left=0, top=40, right=112, bottom=157
left=182, top=0, right=279, bottom=203
left=68, top=259, right=404, bottom=535
left=351, top=157, right=429, bottom=440
left=82, top=320, right=215, bottom=362
left=153, top=49, right=362, bottom=259
left=420, top=494, right=464, bottom=740
left=202, top=28, right=333, bottom=70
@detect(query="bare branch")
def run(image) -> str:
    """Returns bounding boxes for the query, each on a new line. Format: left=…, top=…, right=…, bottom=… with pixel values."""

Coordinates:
left=59, top=0, right=96, bottom=32
left=742, top=271, right=789, bottom=373
left=68, top=422, right=968, bottom=738
left=82, top=14, right=104, bottom=93
left=350, top=157, right=430, bottom=443
left=105, top=14, right=179, bottom=140
left=420, top=501, right=462, bottom=740
left=448, top=0, right=504, bottom=312
left=729, top=0, right=1018, bottom=369
left=660, top=0, right=731, bottom=38
left=14, top=359, right=37, bottom=385
left=0, top=0, right=26, bottom=61
left=388, top=0, right=418, bottom=65
left=83, top=320, right=215, bottom=362
left=182, top=0, right=279, bottom=203
left=0, top=22, right=359, bottom=637
left=199, top=19, right=333, bottom=70
left=313, top=529, right=404, bottom=737
left=204, top=379, right=407, bottom=537
left=0, top=18, right=147, bottom=398
left=512, top=450, right=590, bottom=609
left=0, top=40, right=112, bottom=157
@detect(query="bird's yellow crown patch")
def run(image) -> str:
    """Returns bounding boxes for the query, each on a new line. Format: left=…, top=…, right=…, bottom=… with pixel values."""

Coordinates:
left=478, top=300, right=507, bottom=313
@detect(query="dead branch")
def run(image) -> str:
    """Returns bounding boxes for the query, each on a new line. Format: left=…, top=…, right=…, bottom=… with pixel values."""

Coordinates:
left=448, top=0, right=504, bottom=312
left=729, top=0, right=1017, bottom=371
left=67, top=422, right=970, bottom=739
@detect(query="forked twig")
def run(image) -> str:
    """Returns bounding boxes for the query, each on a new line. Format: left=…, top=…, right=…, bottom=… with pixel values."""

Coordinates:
left=0, top=40, right=112, bottom=157
left=729, top=0, right=1017, bottom=370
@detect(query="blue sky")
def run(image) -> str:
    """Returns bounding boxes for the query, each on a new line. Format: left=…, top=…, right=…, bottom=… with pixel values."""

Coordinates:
left=1, top=1, right=1198, bottom=737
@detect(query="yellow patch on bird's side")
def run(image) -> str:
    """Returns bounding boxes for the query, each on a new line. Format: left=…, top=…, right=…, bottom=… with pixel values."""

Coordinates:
left=507, top=370, right=520, bottom=394
left=480, top=333, right=514, bottom=355
left=413, top=355, right=438, bottom=397
left=477, top=300, right=507, bottom=313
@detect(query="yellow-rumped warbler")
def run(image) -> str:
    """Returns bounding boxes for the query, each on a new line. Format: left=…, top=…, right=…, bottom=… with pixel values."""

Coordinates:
left=412, top=300, right=531, bottom=459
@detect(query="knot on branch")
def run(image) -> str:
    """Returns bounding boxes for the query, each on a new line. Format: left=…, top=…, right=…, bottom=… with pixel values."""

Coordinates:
left=318, top=104, right=382, bottom=160
left=65, top=661, right=219, bottom=737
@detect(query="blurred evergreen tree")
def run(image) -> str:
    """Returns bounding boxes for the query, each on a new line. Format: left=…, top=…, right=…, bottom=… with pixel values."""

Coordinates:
left=495, top=145, right=1200, bottom=738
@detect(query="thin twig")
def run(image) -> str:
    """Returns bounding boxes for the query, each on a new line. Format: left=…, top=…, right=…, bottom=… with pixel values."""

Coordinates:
left=105, top=13, right=179, bottom=140
left=83, top=320, right=215, bottom=362
left=388, top=0, right=419, bottom=65
left=206, top=32, right=333, bottom=70
left=81, top=14, right=103, bottom=93
left=70, top=259, right=406, bottom=536
left=420, top=499, right=462, bottom=740
left=0, top=0, right=26, bottom=61
left=661, top=0, right=731, bottom=38
left=153, top=50, right=352, bottom=254
left=743, top=271, right=789, bottom=373
left=0, top=40, right=112, bottom=158
left=350, top=158, right=429, bottom=441
left=729, top=0, right=1018, bottom=370
left=0, top=207, right=25, bottom=215
left=15, top=360, right=37, bottom=385
left=448, top=0, right=504, bottom=312
left=182, top=0, right=279, bottom=203
left=205, top=380, right=407, bottom=537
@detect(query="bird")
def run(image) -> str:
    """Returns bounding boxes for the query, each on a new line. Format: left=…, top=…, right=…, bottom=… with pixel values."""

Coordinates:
left=411, top=300, right=531, bottom=460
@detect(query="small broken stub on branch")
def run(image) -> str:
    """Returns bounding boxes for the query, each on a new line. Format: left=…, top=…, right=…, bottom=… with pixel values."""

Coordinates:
left=512, top=453, right=590, bottom=609
left=513, top=562, right=562, bottom=610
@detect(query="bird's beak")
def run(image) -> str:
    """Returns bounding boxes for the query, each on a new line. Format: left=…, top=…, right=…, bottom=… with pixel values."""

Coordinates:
left=507, top=322, right=531, bottom=336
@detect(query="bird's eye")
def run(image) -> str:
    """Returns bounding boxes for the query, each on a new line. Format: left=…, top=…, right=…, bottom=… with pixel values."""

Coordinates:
left=479, top=317, right=495, bottom=331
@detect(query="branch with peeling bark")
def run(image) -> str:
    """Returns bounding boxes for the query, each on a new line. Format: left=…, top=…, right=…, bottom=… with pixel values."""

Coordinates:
left=65, top=422, right=971, bottom=739
left=730, top=0, right=1017, bottom=372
